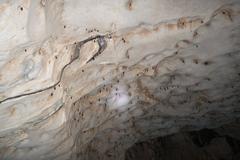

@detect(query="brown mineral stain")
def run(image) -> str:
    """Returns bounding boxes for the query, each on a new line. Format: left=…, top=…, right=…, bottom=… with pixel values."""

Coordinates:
left=0, top=4, right=7, bottom=15
left=177, top=18, right=187, bottom=29
left=121, top=26, right=152, bottom=39
left=126, top=0, right=133, bottom=11
left=190, top=18, right=204, bottom=29
left=167, top=23, right=178, bottom=31
left=137, top=79, right=159, bottom=102
left=153, top=25, right=160, bottom=32
left=10, top=108, right=16, bottom=116
left=137, top=28, right=151, bottom=36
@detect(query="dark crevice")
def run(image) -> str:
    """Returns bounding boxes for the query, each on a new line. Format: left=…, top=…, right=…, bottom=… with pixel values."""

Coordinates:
left=86, top=36, right=107, bottom=63
left=189, top=129, right=219, bottom=147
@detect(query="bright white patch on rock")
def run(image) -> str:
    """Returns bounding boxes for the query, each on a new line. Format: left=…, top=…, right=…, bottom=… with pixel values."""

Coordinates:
left=107, top=84, right=130, bottom=110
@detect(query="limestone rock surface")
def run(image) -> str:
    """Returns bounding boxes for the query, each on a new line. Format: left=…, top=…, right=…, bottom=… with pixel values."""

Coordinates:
left=0, top=0, right=240, bottom=160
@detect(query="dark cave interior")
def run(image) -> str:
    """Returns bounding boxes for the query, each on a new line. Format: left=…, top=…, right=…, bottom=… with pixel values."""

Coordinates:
left=125, top=125, right=240, bottom=160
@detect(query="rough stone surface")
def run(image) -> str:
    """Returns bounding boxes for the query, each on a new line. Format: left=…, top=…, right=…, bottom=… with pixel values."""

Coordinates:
left=125, top=127, right=240, bottom=160
left=0, top=0, right=240, bottom=160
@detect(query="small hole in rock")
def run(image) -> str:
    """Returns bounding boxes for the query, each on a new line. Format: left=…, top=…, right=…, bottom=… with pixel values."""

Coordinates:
left=203, top=61, right=210, bottom=65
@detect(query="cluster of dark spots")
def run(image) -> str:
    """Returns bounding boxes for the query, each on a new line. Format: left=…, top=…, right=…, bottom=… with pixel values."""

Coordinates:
left=177, top=18, right=187, bottom=29
left=159, top=85, right=179, bottom=92
left=87, top=29, right=94, bottom=33
left=86, top=28, right=100, bottom=33
left=122, top=38, right=126, bottom=43
left=193, top=31, right=199, bottom=38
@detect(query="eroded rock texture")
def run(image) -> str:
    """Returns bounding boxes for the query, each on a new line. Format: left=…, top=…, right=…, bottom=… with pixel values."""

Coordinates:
left=125, top=126, right=240, bottom=160
left=0, top=0, right=240, bottom=160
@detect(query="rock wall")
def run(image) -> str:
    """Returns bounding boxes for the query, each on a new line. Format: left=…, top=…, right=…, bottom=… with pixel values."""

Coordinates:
left=125, top=126, right=240, bottom=160
left=0, top=0, right=240, bottom=160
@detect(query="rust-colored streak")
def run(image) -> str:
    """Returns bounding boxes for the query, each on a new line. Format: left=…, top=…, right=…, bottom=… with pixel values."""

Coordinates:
left=137, top=28, right=151, bottom=36
left=122, top=17, right=203, bottom=41
left=166, top=23, right=178, bottom=31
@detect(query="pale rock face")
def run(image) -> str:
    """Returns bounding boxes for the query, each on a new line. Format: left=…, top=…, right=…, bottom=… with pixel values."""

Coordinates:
left=107, top=84, right=131, bottom=110
left=0, top=0, right=240, bottom=160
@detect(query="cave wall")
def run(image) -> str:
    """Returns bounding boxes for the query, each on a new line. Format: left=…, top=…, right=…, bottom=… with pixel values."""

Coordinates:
left=125, top=126, right=240, bottom=160
left=0, top=0, right=240, bottom=160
